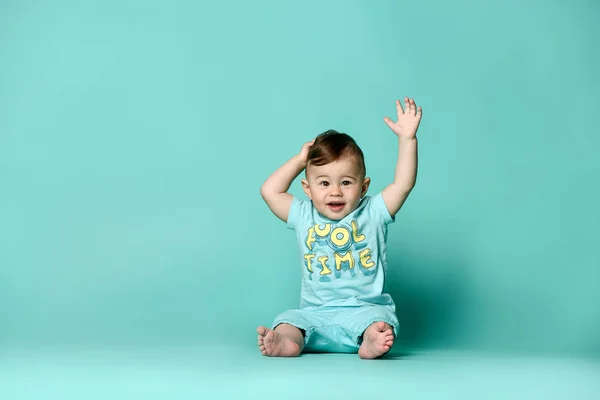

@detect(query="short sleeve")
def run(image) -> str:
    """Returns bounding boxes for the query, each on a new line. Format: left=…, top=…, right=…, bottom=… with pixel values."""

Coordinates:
left=286, top=197, right=312, bottom=230
left=368, top=192, right=395, bottom=225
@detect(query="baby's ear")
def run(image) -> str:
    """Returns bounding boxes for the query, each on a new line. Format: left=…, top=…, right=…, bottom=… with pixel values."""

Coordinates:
left=301, top=179, right=312, bottom=199
left=361, top=177, right=371, bottom=196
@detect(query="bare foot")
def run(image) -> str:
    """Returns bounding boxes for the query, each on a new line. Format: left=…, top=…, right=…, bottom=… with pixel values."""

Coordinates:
left=256, top=326, right=301, bottom=357
left=358, top=321, right=394, bottom=359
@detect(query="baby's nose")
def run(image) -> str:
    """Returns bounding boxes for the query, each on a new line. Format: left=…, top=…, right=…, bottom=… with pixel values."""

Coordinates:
left=330, top=185, right=342, bottom=195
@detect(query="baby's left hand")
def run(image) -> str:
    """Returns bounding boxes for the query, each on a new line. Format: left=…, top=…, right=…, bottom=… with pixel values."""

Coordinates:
left=384, top=97, right=423, bottom=139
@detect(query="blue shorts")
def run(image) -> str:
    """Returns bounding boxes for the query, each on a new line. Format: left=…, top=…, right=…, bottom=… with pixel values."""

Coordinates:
left=272, top=305, right=399, bottom=353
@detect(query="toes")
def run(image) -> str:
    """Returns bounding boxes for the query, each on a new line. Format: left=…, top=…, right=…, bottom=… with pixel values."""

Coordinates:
left=373, top=321, right=387, bottom=332
left=372, top=322, right=394, bottom=333
left=257, top=326, right=268, bottom=336
left=257, top=326, right=270, bottom=354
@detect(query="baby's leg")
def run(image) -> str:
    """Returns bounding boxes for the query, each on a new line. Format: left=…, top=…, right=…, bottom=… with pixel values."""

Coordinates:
left=256, top=324, right=305, bottom=357
left=358, top=321, right=395, bottom=359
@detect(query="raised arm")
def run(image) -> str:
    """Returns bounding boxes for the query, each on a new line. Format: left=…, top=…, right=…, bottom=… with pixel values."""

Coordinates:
left=381, top=97, right=423, bottom=217
left=260, top=140, right=314, bottom=222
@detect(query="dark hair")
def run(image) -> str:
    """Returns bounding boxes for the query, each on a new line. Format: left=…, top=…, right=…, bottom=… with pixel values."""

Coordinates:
left=306, top=129, right=366, bottom=177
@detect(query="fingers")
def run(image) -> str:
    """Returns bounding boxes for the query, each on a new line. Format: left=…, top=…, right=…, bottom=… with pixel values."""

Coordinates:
left=383, top=116, right=395, bottom=129
left=388, top=97, right=423, bottom=126
left=401, top=97, right=422, bottom=117
left=396, top=99, right=404, bottom=117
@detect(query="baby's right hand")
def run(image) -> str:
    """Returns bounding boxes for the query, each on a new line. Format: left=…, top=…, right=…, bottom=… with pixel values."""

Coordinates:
left=298, top=140, right=315, bottom=167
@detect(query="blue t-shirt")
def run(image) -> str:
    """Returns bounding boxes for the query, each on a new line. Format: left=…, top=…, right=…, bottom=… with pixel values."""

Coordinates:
left=287, top=192, right=396, bottom=309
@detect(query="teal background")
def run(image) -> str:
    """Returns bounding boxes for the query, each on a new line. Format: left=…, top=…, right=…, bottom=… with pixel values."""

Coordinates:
left=1, top=0, right=599, bottom=362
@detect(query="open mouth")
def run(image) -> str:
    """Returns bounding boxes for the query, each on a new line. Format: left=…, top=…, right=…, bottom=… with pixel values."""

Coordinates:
left=327, top=202, right=345, bottom=212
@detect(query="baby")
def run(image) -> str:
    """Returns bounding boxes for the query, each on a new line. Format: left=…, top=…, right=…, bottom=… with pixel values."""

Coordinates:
left=257, top=97, right=423, bottom=359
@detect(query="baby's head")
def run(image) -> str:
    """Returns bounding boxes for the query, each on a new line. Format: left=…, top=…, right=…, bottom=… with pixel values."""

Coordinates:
left=302, top=130, right=371, bottom=220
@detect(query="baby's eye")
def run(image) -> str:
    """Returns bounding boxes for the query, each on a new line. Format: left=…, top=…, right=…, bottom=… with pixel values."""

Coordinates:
left=319, top=181, right=329, bottom=187
left=341, top=180, right=352, bottom=186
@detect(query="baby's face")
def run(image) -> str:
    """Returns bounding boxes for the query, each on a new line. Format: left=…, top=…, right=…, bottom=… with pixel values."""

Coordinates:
left=302, top=157, right=370, bottom=221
